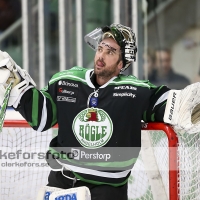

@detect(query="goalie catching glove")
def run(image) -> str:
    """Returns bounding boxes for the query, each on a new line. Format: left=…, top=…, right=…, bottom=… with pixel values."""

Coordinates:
left=0, top=50, right=36, bottom=108
left=164, top=82, right=200, bottom=134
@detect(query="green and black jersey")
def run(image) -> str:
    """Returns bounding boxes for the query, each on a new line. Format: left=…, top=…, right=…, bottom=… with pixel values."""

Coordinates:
left=16, top=66, right=170, bottom=186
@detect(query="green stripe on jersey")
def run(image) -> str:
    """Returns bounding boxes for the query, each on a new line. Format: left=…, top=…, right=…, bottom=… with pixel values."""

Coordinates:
left=29, top=89, right=39, bottom=127
left=155, top=85, right=165, bottom=94
left=151, top=113, right=155, bottom=121
left=49, top=66, right=88, bottom=85
left=109, top=75, right=157, bottom=88
left=143, top=111, right=147, bottom=122
left=50, top=74, right=87, bottom=85
left=72, top=172, right=129, bottom=187
left=49, top=66, right=157, bottom=89
left=109, top=80, right=154, bottom=88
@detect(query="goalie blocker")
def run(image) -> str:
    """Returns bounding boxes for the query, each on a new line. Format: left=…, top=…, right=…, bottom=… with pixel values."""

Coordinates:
left=36, top=186, right=91, bottom=200
left=164, top=82, right=200, bottom=134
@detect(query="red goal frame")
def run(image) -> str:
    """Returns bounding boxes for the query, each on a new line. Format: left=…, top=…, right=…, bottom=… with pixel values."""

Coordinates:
left=142, top=122, right=179, bottom=200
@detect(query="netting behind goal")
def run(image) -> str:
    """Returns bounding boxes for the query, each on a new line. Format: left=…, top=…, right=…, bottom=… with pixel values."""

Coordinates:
left=128, top=123, right=200, bottom=200
left=1, top=120, right=200, bottom=200
left=0, top=120, right=57, bottom=200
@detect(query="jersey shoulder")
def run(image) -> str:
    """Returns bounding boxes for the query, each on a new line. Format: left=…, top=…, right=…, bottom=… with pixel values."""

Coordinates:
left=49, top=66, right=89, bottom=85
left=110, top=74, right=157, bottom=89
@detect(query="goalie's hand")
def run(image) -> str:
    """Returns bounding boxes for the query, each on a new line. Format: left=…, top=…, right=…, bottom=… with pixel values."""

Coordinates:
left=0, top=50, right=36, bottom=107
left=164, top=82, right=200, bottom=134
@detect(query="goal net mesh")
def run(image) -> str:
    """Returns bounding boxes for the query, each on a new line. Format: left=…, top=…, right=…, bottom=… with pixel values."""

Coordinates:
left=0, top=124, right=56, bottom=200
left=0, top=121, right=200, bottom=200
left=128, top=129, right=170, bottom=200
left=177, top=131, right=200, bottom=200
left=128, top=127, right=200, bottom=200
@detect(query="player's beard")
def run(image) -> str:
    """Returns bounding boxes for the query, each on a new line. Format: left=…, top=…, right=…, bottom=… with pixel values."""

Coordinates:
left=94, top=59, right=120, bottom=79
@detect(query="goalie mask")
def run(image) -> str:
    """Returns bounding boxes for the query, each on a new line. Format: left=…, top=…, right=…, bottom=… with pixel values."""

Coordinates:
left=84, top=23, right=137, bottom=72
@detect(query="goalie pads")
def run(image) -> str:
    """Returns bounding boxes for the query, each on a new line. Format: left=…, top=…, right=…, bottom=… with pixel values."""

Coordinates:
left=36, top=186, right=64, bottom=200
left=49, top=186, right=91, bottom=200
left=0, top=50, right=36, bottom=107
left=36, top=186, right=91, bottom=200
left=164, top=82, right=200, bottom=134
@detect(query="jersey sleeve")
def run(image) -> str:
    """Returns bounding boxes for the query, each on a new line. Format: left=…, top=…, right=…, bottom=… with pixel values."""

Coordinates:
left=15, top=81, right=57, bottom=132
left=142, top=85, right=171, bottom=122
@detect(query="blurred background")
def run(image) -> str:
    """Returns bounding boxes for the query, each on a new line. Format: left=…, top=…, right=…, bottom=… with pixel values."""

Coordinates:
left=1, top=0, right=200, bottom=90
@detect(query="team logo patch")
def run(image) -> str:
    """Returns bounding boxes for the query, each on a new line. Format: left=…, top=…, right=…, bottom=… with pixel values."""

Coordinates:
left=89, top=97, right=98, bottom=107
left=72, top=108, right=113, bottom=149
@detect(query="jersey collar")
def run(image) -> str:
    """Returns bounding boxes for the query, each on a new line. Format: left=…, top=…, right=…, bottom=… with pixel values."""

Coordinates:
left=85, top=69, right=117, bottom=89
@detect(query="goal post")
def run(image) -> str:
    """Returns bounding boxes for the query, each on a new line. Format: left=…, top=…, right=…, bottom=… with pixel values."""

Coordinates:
left=141, top=123, right=178, bottom=200
left=1, top=120, right=199, bottom=200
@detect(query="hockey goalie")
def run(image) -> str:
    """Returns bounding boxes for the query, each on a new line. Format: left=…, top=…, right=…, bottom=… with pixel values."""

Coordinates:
left=0, top=23, right=200, bottom=200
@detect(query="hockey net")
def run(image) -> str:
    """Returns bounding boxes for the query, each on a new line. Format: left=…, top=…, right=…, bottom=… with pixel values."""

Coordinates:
left=0, top=120, right=199, bottom=200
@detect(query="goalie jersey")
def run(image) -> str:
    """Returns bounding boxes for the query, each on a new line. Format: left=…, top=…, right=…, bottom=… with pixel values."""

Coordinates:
left=16, top=66, right=170, bottom=186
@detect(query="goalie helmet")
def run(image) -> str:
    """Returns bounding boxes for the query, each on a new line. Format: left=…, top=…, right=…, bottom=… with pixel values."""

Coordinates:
left=84, top=23, right=137, bottom=72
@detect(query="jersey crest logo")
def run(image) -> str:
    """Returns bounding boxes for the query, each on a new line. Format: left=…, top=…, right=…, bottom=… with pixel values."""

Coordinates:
left=72, top=108, right=113, bottom=149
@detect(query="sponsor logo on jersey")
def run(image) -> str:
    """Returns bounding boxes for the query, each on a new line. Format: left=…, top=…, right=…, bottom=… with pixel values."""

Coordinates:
left=113, top=92, right=136, bottom=98
left=72, top=108, right=113, bottom=149
left=58, top=80, right=78, bottom=87
left=70, top=148, right=111, bottom=161
left=58, top=88, right=74, bottom=95
left=114, top=85, right=137, bottom=90
left=70, top=148, right=80, bottom=160
left=57, top=96, right=76, bottom=103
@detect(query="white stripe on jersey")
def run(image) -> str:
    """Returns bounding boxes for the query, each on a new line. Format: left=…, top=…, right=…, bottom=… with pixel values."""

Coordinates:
left=37, top=92, right=47, bottom=132
left=56, top=159, right=131, bottom=179
left=153, top=91, right=170, bottom=109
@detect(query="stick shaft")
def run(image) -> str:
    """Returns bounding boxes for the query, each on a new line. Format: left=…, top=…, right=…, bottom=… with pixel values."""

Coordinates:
left=0, top=82, right=13, bottom=132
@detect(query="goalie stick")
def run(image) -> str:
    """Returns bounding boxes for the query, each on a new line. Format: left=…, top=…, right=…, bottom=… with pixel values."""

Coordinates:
left=0, top=81, right=13, bottom=132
